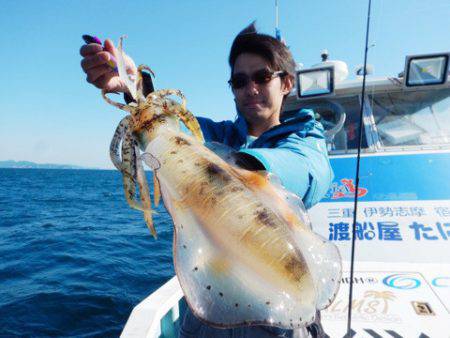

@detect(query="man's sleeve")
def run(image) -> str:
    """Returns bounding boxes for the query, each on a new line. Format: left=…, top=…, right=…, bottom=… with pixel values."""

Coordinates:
left=238, top=135, right=333, bottom=209
left=196, top=117, right=235, bottom=143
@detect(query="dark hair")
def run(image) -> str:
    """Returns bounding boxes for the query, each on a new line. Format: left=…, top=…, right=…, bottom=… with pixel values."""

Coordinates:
left=228, top=22, right=296, bottom=81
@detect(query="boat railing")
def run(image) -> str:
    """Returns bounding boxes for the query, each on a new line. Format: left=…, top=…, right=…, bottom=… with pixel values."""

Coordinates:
left=121, top=276, right=185, bottom=338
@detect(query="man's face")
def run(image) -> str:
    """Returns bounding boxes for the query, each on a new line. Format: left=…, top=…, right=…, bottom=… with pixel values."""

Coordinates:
left=232, top=53, right=292, bottom=131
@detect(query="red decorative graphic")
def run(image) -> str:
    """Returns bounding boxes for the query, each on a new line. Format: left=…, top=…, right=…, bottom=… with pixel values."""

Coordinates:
left=330, top=178, right=368, bottom=199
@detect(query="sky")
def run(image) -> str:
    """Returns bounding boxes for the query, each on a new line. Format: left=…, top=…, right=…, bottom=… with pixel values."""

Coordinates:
left=0, top=0, right=449, bottom=169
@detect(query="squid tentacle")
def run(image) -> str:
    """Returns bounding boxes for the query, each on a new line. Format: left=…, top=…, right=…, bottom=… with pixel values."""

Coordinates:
left=110, top=116, right=132, bottom=171
left=139, top=151, right=162, bottom=209
left=135, top=145, right=157, bottom=238
left=121, top=128, right=143, bottom=211
left=104, top=40, right=204, bottom=239
left=144, top=89, right=204, bottom=143
left=146, top=89, right=186, bottom=110
left=136, top=65, right=156, bottom=103
left=171, top=103, right=204, bottom=143
left=102, top=89, right=133, bottom=113
left=153, top=173, right=161, bottom=207
left=120, top=129, right=158, bottom=238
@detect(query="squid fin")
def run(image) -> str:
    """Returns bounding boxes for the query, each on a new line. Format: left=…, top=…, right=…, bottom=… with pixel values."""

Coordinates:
left=264, top=172, right=311, bottom=229
left=205, top=142, right=237, bottom=164
left=232, top=164, right=342, bottom=308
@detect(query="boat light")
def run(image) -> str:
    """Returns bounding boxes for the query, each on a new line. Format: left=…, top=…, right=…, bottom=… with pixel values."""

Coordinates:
left=404, top=52, right=449, bottom=87
left=296, top=66, right=334, bottom=98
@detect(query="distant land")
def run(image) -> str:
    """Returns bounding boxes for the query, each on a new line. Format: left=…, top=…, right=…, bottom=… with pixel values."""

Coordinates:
left=0, top=160, right=94, bottom=170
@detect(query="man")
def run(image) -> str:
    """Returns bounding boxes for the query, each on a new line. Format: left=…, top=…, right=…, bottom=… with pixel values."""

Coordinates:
left=80, top=23, right=332, bottom=337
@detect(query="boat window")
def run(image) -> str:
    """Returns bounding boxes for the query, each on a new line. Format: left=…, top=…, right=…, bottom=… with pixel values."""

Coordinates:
left=284, top=95, right=368, bottom=153
left=368, top=88, right=450, bottom=147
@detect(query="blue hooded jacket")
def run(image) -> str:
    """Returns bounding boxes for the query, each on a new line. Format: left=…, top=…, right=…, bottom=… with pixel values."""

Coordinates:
left=197, top=109, right=333, bottom=209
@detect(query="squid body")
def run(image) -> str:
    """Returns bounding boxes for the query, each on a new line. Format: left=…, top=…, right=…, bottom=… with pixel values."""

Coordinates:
left=103, top=37, right=342, bottom=329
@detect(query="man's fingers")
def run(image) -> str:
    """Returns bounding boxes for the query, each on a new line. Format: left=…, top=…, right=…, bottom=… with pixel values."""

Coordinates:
left=86, top=65, right=114, bottom=84
left=103, top=39, right=117, bottom=57
left=92, top=72, right=119, bottom=92
left=79, top=43, right=103, bottom=57
left=93, top=74, right=111, bottom=91
left=81, top=52, right=111, bottom=72
left=81, top=39, right=124, bottom=92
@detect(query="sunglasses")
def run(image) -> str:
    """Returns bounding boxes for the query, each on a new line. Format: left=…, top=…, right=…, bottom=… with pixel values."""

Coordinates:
left=228, top=69, right=287, bottom=89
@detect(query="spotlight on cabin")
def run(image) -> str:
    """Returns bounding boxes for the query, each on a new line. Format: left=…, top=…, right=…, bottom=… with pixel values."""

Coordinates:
left=404, top=53, right=449, bottom=87
left=296, top=66, right=334, bottom=98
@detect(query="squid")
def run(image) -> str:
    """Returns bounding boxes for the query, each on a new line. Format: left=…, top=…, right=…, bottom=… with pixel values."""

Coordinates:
left=103, top=37, right=342, bottom=329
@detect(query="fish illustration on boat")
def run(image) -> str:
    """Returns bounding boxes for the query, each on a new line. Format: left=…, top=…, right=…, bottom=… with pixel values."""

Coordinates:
left=103, top=37, right=342, bottom=329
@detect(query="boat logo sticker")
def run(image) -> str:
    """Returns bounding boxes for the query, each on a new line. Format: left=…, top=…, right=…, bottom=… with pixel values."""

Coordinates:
left=328, top=178, right=368, bottom=199
left=382, top=273, right=421, bottom=290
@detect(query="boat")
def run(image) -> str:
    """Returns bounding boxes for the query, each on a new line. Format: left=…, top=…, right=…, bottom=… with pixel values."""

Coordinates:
left=120, top=50, right=450, bottom=337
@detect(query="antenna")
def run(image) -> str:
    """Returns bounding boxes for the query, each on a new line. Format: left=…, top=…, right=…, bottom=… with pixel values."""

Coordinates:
left=275, top=0, right=281, bottom=41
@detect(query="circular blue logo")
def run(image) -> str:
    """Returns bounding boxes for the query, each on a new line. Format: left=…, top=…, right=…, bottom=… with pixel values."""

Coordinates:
left=383, top=274, right=421, bottom=290
left=432, top=277, right=450, bottom=288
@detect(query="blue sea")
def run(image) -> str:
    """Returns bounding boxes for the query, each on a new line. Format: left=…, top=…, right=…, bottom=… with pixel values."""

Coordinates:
left=0, top=169, right=175, bottom=337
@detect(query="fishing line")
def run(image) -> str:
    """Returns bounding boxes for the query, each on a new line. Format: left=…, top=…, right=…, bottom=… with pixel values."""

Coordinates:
left=346, top=0, right=372, bottom=335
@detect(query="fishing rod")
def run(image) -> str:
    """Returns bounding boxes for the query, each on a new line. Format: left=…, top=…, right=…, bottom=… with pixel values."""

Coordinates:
left=346, top=0, right=372, bottom=335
